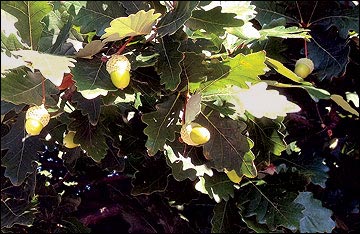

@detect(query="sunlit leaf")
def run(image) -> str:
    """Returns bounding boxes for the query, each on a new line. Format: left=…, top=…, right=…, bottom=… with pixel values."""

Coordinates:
left=331, top=94, right=359, bottom=116
left=101, top=9, right=161, bottom=43
left=11, top=50, right=76, bottom=86
left=195, top=173, right=234, bottom=203
left=202, top=51, right=267, bottom=91
left=142, top=94, right=183, bottom=156
left=185, top=93, right=201, bottom=124
left=1, top=1, right=52, bottom=50
left=75, top=40, right=105, bottom=59
left=164, top=143, right=213, bottom=181
left=201, top=1, right=257, bottom=21
left=294, top=192, right=336, bottom=233
left=265, top=57, right=307, bottom=84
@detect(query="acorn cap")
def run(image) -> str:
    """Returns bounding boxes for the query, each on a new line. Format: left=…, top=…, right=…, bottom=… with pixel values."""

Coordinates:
left=106, top=55, right=131, bottom=74
left=180, top=122, right=203, bottom=146
left=26, top=104, right=50, bottom=127
left=295, top=58, right=314, bottom=73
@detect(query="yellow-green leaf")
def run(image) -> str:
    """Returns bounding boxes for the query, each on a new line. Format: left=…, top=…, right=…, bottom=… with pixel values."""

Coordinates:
left=266, top=57, right=310, bottom=84
left=101, top=9, right=161, bottom=43
left=330, top=94, right=359, bottom=116
left=11, top=50, right=76, bottom=86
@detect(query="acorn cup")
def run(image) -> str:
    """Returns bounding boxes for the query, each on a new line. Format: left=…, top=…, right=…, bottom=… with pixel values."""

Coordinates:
left=180, top=122, right=211, bottom=146
left=106, top=55, right=131, bottom=90
left=294, top=58, right=314, bottom=79
left=25, top=104, right=50, bottom=136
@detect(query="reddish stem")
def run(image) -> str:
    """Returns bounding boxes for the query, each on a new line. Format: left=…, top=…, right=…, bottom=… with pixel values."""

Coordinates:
left=116, top=36, right=135, bottom=55
left=304, top=39, right=308, bottom=58
left=42, top=75, right=46, bottom=104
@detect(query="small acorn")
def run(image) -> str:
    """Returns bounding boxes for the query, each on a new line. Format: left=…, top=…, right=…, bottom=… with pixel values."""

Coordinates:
left=106, top=55, right=131, bottom=89
left=294, top=58, right=314, bottom=79
left=25, top=104, right=50, bottom=136
left=180, top=122, right=210, bottom=146
left=63, top=131, right=80, bottom=148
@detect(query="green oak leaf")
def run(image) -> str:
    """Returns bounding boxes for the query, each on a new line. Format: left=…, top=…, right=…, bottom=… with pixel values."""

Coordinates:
left=155, top=36, right=184, bottom=91
left=68, top=111, right=109, bottom=162
left=73, top=1, right=126, bottom=36
left=202, top=51, right=267, bottom=91
left=1, top=198, right=37, bottom=228
left=72, top=58, right=118, bottom=99
left=196, top=112, right=251, bottom=176
left=1, top=32, right=26, bottom=56
left=294, top=192, right=336, bottom=233
left=195, top=173, right=234, bottom=203
left=211, top=200, right=243, bottom=233
left=164, top=142, right=213, bottom=182
left=247, top=116, right=287, bottom=156
left=238, top=187, right=304, bottom=232
left=1, top=113, right=43, bottom=186
left=71, top=91, right=102, bottom=126
left=156, top=1, right=199, bottom=37
left=119, top=1, right=151, bottom=15
left=1, top=69, right=59, bottom=107
left=186, top=6, right=244, bottom=35
left=181, top=52, right=209, bottom=92
left=142, top=94, right=183, bottom=156
left=1, top=1, right=53, bottom=50
left=131, top=157, right=170, bottom=196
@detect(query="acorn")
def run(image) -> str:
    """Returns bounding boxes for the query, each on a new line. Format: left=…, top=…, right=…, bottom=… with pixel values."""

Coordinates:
left=106, top=55, right=131, bottom=89
left=63, top=131, right=80, bottom=148
left=25, top=104, right=50, bottom=136
left=180, top=122, right=210, bottom=146
left=294, top=58, right=314, bottom=79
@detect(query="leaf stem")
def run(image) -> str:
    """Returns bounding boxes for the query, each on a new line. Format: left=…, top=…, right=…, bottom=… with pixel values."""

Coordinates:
left=304, top=38, right=308, bottom=58
left=116, top=36, right=135, bottom=55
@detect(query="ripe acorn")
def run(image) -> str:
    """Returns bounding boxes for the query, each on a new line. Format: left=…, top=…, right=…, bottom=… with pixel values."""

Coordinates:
left=180, top=122, right=210, bottom=146
left=294, top=58, right=314, bottom=79
left=63, top=131, right=80, bottom=148
left=25, top=104, right=50, bottom=136
left=106, top=54, right=131, bottom=90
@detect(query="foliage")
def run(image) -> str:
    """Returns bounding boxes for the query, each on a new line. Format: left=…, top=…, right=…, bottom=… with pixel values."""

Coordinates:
left=1, top=1, right=359, bottom=233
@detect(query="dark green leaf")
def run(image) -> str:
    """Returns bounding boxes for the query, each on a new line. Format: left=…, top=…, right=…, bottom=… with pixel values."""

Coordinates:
left=181, top=52, right=208, bottom=92
left=156, top=1, right=199, bottom=37
left=211, top=200, right=243, bottom=233
left=1, top=69, right=59, bottom=107
left=71, top=91, right=102, bottom=126
left=1, top=113, right=43, bottom=186
left=72, top=58, right=117, bottom=97
left=131, top=157, right=170, bottom=195
left=294, top=192, right=336, bottom=233
left=1, top=199, right=36, bottom=228
left=248, top=116, right=287, bottom=156
left=120, top=1, right=151, bottom=15
left=238, top=187, right=304, bottom=231
left=252, top=1, right=297, bottom=27
left=74, top=1, right=126, bottom=36
left=142, top=94, right=183, bottom=156
left=308, top=30, right=350, bottom=81
left=155, top=36, right=184, bottom=91
left=68, top=111, right=109, bottom=162
left=198, top=113, right=251, bottom=176
left=1, top=1, right=53, bottom=50
left=186, top=6, right=244, bottom=35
